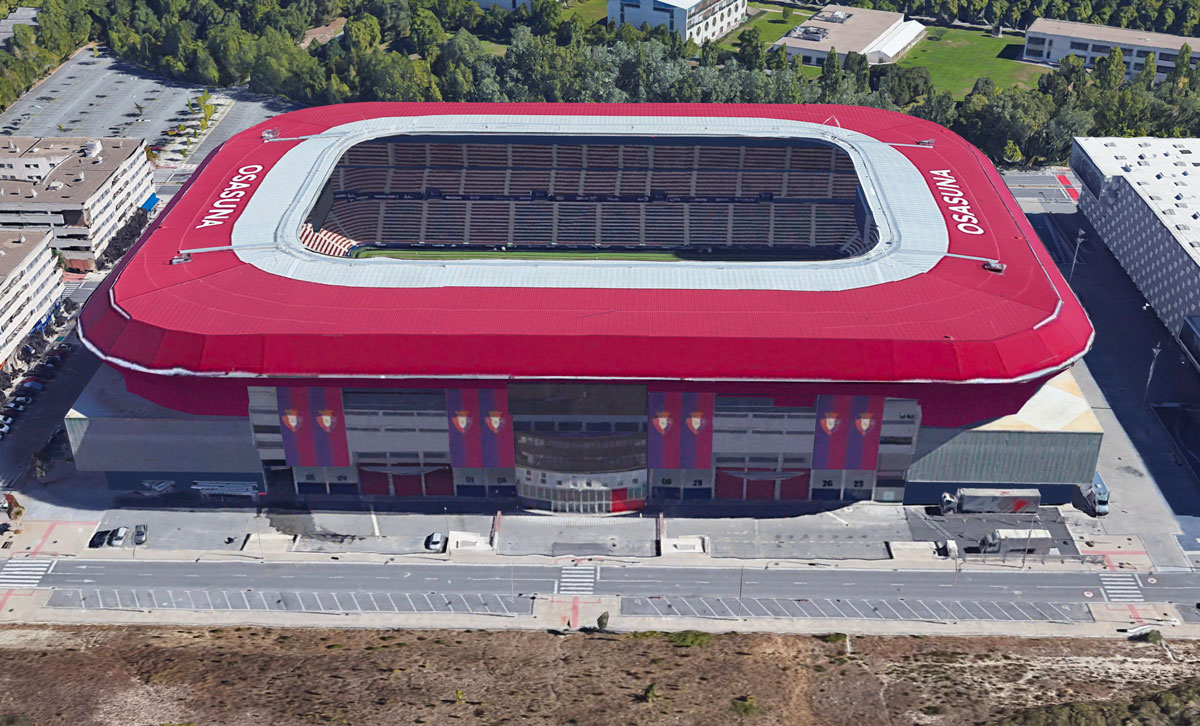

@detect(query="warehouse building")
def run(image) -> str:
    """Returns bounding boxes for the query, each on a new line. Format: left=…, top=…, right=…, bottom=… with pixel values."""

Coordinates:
left=1071, top=136, right=1200, bottom=346
left=1024, top=18, right=1200, bottom=79
left=0, top=137, right=155, bottom=271
left=772, top=5, right=925, bottom=66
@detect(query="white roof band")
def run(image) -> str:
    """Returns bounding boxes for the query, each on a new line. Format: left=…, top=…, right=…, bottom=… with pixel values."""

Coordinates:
left=232, top=114, right=949, bottom=292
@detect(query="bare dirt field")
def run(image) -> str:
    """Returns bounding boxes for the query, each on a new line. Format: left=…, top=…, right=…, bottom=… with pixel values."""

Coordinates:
left=0, top=625, right=1195, bottom=725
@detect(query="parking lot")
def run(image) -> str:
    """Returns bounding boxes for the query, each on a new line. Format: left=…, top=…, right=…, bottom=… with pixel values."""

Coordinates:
left=0, top=49, right=295, bottom=150
left=621, top=596, right=1093, bottom=623
left=92, top=509, right=266, bottom=552
left=46, top=587, right=534, bottom=617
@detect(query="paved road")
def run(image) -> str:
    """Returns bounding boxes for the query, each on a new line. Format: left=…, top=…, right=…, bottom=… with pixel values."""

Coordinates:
left=0, top=344, right=99, bottom=488
left=25, top=558, right=1200, bottom=614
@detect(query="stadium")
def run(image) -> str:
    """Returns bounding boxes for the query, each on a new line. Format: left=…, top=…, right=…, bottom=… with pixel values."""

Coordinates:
left=70, top=103, right=1098, bottom=513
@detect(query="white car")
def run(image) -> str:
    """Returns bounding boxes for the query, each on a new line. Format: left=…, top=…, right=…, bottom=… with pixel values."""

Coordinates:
left=0, top=417, right=14, bottom=426
left=0, top=424, right=11, bottom=434
left=108, top=527, right=128, bottom=546
left=425, top=532, right=445, bottom=551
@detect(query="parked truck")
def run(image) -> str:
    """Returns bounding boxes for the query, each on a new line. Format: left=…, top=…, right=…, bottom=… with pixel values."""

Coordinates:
left=940, top=487, right=1041, bottom=515
left=979, top=528, right=1054, bottom=555
left=1080, top=474, right=1110, bottom=516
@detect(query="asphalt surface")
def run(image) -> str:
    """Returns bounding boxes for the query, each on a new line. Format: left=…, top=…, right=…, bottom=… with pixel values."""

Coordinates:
left=24, top=558, right=1200, bottom=611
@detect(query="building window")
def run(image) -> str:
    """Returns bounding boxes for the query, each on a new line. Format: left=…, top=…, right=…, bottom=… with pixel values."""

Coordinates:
left=1026, top=48, right=1044, bottom=58
left=1027, top=36, right=1045, bottom=45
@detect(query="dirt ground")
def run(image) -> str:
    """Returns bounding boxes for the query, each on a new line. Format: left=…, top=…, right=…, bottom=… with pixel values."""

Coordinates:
left=0, top=625, right=1195, bottom=725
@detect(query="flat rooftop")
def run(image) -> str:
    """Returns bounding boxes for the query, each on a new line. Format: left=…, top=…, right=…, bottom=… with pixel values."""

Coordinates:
left=0, top=137, right=141, bottom=207
left=1075, top=136, right=1200, bottom=266
left=0, top=227, right=50, bottom=279
left=774, top=4, right=903, bottom=55
left=1027, top=17, right=1200, bottom=51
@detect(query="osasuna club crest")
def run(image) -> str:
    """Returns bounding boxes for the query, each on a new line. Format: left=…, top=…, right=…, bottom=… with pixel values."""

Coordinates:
left=652, top=411, right=672, bottom=435
left=452, top=410, right=473, bottom=433
left=686, top=410, right=705, bottom=434
left=486, top=410, right=506, bottom=434
left=820, top=411, right=840, bottom=435
left=855, top=411, right=876, bottom=435
left=317, top=409, right=338, bottom=433
left=281, top=408, right=302, bottom=432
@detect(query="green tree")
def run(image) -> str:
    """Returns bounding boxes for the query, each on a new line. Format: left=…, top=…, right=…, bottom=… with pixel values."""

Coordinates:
left=1133, top=51, right=1156, bottom=89
left=699, top=40, right=719, bottom=67
left=735, top=26, right=764, bottom=69
left=1095, top=46, right=1126, bottom=90
left=819, top=47, right=842, bottom=101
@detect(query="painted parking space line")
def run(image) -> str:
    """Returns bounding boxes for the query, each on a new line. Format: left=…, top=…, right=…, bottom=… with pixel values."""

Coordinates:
left=619, top=597, right=1094, bottom=623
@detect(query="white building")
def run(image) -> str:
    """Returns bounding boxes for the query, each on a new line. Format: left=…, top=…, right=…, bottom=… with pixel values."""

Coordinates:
left=0, top=228, right=62, bottom=369
left=608, top=0, right=746, bottom=44
left=0, top=137, right=154, bottom=271
left=1024, top=18, right=1200, bottom=79
left=772, top=5, right=925, bottom=66
left=1071, top=136, right=1200, bottom=342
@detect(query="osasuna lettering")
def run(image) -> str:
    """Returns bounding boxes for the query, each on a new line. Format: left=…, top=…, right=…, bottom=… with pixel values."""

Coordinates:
left=928, top=169, right=984, bottom=235
left=194, top=165, right=264, bottom=229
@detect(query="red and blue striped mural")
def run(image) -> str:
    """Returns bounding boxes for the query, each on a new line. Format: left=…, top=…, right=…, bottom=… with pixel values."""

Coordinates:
left=812, top=394, right=885, bottom=470
left=276, top=386, right=350, bottom=467
left=647, top=391, right=714, bottom=469
left=446, top=387, right=515, bottom=468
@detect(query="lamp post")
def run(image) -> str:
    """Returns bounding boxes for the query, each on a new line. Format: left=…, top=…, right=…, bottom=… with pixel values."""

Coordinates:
left=1144, top=342, right=1163, bottom=408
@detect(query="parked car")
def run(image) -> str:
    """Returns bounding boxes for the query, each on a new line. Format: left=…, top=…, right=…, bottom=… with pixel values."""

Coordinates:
left=88, top=530, right=109, bottom=549
left=134, top=524, right=148, bottom=545
left=10, top=396, right=32, bottom=405
left=51, top=343, right=74, bottom=354
left=424, top=532, right=445, bottom=552
left=0, top=424, right=12, bottom=434
left=108, top=527, right=128, bottom=546
left=30, top=366, right=56, bottom=378
left=4, top=404, right=25, bottom=413
left=0, top=416, right=15, bottom=426
left=19, top=381, right=44, bottom=392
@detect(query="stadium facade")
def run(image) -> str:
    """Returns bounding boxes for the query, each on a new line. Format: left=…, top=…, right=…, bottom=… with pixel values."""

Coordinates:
left=70, top=103, right=1098, bottom=512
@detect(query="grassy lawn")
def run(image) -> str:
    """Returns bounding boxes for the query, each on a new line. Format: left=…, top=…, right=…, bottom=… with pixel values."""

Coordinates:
left=478, top=39, right=508, bottom=56
left=352, top=247, right=683, bottom=261
left=567, top=0, right=609, bottom=26
left=717, top=5, right=812, bottom=52
left=899, top=26, right=1049, bottom=99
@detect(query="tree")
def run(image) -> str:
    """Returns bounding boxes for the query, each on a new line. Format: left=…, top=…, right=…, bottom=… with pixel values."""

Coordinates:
left=843, top=50, right=869, bottom=93
left=782, top=6, right=793, bottom=22
left=735, top=26, right=764, bottom=69
left=699, top=40, right=719, bottom=67
left=819, top=47, right=842, bottom=101
left=1133, top=51, right=1156, bottom=89
left=1003, top=138, right=1023, bottom=163
left=1165, top=42, right=1191, bottom=90
left=344, top=13, right=382, bottom=54
left=1094, top=46, right=1126, bottom=91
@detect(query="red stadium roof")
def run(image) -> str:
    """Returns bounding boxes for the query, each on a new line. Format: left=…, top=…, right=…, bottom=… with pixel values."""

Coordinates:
left=80, top=103, right=1093, bottom=385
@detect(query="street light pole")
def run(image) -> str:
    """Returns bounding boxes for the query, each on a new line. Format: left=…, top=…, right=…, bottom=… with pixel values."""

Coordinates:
left=1144, top=342, right=1163, bottom=408
left=1068, top=229, right=1084, bottom=283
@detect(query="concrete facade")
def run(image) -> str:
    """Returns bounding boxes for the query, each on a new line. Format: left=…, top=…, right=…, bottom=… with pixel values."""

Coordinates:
left=1024, top=18, right=1200, bottom=79
left=68, top=366, right=1102, bottom=512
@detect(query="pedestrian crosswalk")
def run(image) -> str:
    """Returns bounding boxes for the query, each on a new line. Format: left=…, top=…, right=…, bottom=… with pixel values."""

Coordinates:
left=0, top=559, right=53, bottom=588
left=559, top=566, right=596, bottom=595
left=1100, top=572, right=1144, bottom=602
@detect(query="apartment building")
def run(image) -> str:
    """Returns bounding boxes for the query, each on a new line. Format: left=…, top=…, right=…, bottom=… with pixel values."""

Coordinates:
left=0, top=137, right=154, bottom=271
left=0, top=228, right=63, bottom=368
left=608, top=0, right=746, bottom=44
